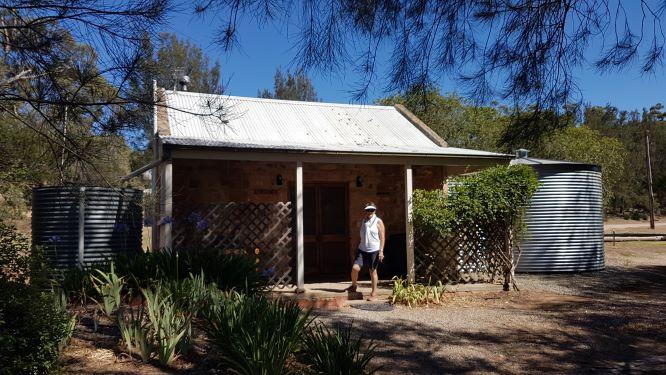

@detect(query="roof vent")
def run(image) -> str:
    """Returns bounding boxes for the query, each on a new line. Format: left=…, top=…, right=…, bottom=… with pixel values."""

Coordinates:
left=172, top=68, right=190, bottom=91
left=515, top=148, right=529, bottom=158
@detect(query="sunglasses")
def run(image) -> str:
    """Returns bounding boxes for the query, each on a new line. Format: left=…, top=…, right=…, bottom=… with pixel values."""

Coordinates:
left=365, top=208, right=376, bottom=212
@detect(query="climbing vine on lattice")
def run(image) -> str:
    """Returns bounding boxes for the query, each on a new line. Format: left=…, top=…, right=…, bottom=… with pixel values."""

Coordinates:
left=413, top=165, right=539, bottom=289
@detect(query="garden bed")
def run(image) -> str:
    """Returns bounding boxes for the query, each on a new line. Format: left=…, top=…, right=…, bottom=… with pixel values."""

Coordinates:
left=58, top=242, right=666, bottom=374
left=61, top=306, right=219, bottom=374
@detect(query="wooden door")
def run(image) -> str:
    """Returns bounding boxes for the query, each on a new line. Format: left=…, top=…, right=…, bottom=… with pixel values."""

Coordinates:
left=302, top=183, right=349, bottom=279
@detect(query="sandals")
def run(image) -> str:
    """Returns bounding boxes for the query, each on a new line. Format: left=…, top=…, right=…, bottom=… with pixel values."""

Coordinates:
left=345, top=284, right=357, bottom=293
left=345, top=285, right=379, bottom=301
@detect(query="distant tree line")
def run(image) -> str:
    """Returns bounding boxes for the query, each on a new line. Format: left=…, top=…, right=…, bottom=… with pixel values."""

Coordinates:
left=380, top=87, right=665, bottom=216
left=259, top=69, right=319, bottom=102
left=0, top=31, right=222, bottom=219
left=0, top=0, right=663, bottom=221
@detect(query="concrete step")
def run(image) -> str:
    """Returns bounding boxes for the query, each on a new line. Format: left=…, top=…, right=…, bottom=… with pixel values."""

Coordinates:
left=270, top=291, right=390, bottom=310
left=268, top=281, right=393, bottom=310
left=267, top=281, right=505, bottom=310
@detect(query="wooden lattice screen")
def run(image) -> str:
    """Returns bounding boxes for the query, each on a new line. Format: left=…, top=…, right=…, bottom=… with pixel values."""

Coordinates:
left=414, top=222, right=514, bottom=285
left=173, top=202, right=294, bottom=289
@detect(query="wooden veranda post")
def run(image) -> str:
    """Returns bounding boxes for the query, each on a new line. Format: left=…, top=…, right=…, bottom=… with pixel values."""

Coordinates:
left=150, top=159, right=159, bottom=251
left=405, top=164, right=415, bottom=283
left=296, top=161, right=305, bottom=292
left=160, top=159, right=173, bottom=250
left=151, top=80, right=159, bottom=252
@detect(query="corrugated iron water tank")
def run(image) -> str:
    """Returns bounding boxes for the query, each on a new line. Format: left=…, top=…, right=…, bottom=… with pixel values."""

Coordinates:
left=511, top=158, right=605, bottom=272
left=32, top=187, right=143, bottom=269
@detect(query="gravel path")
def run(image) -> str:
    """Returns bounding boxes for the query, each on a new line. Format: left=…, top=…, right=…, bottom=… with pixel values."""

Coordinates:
left=315, top=242, right=666, bottom=374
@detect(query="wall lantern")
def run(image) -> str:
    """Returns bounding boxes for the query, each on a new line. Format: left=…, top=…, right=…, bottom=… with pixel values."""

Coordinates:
left=356, top=175, right=363, bottom=188
left=276, top=174, right=283, bottom=186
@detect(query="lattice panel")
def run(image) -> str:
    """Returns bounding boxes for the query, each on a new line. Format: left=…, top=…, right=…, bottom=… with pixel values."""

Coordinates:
left=414, top=222, right=512, bottom=284
left=173, top=202, right=294, bottom=289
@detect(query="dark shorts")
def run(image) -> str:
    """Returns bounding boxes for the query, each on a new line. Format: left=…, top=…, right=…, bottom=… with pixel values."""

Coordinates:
left=353, top=249, right=380, bottom=270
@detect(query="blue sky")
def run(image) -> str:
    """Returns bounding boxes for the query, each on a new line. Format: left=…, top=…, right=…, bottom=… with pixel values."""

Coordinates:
left=164, top=10, right=665, bottom=112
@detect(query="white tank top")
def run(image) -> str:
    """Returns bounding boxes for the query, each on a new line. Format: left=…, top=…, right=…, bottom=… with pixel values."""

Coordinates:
left=359, top=214, right=381, bottom=252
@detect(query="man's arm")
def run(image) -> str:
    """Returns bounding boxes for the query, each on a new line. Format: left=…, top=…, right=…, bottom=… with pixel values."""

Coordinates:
left=378, top=219, right=386, bottom=261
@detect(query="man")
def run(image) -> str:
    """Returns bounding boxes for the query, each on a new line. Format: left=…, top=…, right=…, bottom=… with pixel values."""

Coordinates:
left=346, top=202, right=385, bottom=301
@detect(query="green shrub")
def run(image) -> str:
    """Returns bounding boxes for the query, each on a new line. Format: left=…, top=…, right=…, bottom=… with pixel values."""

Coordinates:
left=0, top=289, right=75, bottom=374
left=390, top=277, right=446, bottom=307
left=164, top=271, right=228, bottom=316
left=90, top=262, right=125, bottom=319
left=115, top=248, right=266, bottom=294
left=115, top=248, right=182, bottom=292
left=57, top=247, right=267, bottom=298
left=118, top=305, right=153, bottom=362
left=301, top=322, right=377, bottom=375
left=185, top=249, right=267, bottom=294
left=0, top=221, right=74, bottom=374
left=161, top=272, right=226, bottom=354
left=143, top=285, right=192, bottom=366
left=413, top=165, right=539, bottom=289
left=0, top=222, right=32, bottom=285
left=204, top=294, right=311, bottom=375
left=58, top=266, right=97, bottom=304
left=116, top=274, right=227, bottom=365
left=413, top=164, right=540, bottom=236
left=629, top=210, right=647, bottom=221
left=116, top=277, right=203, bottom=365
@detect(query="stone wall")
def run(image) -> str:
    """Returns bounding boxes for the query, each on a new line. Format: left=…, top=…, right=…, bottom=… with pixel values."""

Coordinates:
left=172, top=159, right=447, bottom=258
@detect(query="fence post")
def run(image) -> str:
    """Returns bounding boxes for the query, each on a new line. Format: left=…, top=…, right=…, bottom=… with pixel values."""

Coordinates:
left=503, top=227, right=511, bottom=291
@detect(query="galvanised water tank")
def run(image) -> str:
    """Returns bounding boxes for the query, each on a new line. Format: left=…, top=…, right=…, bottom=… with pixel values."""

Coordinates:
left=511, top=157, right=604, bottom=272
left=32, top=187, right=143, bottom=269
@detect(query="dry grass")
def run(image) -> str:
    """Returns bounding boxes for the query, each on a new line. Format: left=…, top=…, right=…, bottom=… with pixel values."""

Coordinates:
left=5, top=214, right=31, bottom=237
left=604, top=216, right=666, bottom=234
left=606, top=241, right=666, bottom=266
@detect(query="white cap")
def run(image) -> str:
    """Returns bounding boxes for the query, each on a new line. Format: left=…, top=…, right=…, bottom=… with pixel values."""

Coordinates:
left=364, top=204, right=377, bottom=210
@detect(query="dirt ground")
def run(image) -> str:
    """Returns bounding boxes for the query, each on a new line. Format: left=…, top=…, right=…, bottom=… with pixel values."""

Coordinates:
left=61, top=312, right=220, bottom=374
left=60, top=241, right=666, bottom=374
left=317, top=241, right=666, bottom=374
left=604, top=216, right=665, bottom=234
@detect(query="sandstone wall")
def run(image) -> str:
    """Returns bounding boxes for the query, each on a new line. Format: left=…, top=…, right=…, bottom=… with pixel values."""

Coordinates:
left=172, top=159, right=447, bottom=256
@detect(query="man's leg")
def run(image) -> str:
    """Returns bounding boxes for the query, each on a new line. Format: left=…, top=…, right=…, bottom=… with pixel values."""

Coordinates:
left=369, top=268, right=378, bottom=298
left=348, top=250, right=363, bottom=292
left=351, top=264, right=361, bottom=285
left=347, top=264, right=361, bottom=292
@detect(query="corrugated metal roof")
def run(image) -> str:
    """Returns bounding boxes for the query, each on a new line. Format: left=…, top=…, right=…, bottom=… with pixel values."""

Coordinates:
left=160, top=90, right=510, bottom=158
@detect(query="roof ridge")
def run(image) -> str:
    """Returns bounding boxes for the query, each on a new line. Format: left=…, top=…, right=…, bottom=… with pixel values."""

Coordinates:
left=164, top=90, right=396, bottom=110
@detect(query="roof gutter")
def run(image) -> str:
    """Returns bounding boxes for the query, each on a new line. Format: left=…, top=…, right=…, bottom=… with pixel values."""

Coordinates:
left=164, top=143, right=513, bottom=160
